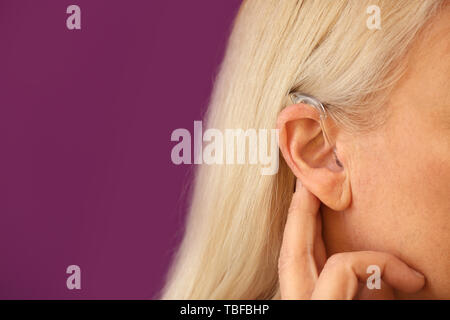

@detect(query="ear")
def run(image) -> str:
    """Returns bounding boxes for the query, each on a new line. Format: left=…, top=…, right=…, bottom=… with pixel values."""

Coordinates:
left=277, top=103, right=351, bottom=210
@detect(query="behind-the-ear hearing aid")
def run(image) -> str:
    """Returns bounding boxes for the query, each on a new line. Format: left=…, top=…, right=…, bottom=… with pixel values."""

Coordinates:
left=289, top=92, right=333, bottom=147
left=289, top=92, right=343, bottom=168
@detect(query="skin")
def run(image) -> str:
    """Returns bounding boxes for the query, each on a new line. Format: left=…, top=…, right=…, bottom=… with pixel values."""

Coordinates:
left=276, top=5, right=450, bottom=299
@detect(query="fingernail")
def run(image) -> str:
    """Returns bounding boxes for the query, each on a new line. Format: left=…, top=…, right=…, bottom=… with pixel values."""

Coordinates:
left=412, top=269, right=425, bottom=278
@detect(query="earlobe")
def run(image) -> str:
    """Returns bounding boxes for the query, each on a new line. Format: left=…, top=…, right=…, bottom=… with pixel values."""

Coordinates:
left=277, top=103, right=351, bottom=211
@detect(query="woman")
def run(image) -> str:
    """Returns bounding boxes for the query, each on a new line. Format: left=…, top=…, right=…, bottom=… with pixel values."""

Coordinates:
left=163, top=0, right=450, bottom=299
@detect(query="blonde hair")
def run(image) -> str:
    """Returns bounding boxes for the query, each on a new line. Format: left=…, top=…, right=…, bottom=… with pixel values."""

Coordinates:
left=162, top=0, right=443, bottom=299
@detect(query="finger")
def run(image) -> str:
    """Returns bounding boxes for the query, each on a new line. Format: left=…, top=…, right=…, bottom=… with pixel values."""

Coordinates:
left=357, top=280, right=395, bottom=300
left=279, top=179, right=321, bottom=299
left=311, top=251, right=425, bottom=300
left=313, top=209, right=327, bottom=273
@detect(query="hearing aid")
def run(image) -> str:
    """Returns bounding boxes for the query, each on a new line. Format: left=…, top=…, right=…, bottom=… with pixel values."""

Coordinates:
left=289, top=92, right=343, bottom=168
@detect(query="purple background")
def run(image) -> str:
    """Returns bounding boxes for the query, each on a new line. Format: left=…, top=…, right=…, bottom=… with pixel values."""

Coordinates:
left=0, top=0, right=241, bottom=299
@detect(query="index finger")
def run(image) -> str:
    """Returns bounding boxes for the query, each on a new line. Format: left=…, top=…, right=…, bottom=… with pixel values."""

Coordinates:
left=278, top=179, right=321, bottom=299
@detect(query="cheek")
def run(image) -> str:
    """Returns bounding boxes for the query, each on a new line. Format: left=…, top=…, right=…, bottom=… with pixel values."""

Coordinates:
left=337, top=122, right=450, bottom=297
left=322, top=137, right=400, bottom=254
left=349, top=102, right=450, bottom=237
left=383, top=139, right=450, bottom=297
left=342, top=138, right=406, bottom=250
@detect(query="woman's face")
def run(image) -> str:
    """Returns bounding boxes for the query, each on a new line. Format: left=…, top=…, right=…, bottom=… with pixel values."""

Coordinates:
left=322, top=6, right=450, bottom=299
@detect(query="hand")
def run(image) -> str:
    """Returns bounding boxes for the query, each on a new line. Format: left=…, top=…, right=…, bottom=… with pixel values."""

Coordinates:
left=278, top=179, right=426, bottom=300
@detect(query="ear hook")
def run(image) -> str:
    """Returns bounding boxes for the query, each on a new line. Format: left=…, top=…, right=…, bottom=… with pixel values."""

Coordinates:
left=289, top=92, right=333, bottom=147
